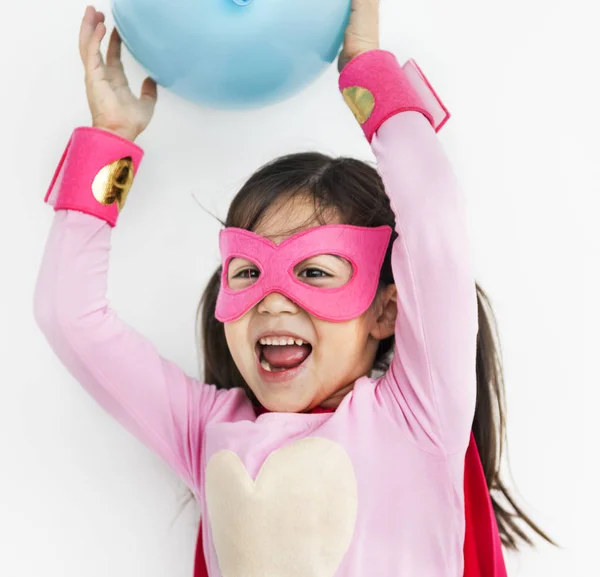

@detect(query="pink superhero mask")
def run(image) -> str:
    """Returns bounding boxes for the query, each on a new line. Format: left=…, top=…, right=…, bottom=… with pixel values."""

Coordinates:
left=215, top=224, right=393, bottom=323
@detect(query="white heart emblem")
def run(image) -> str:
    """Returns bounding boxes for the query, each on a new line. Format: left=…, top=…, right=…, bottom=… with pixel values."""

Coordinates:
left=205, top=437, right=358, bottom=577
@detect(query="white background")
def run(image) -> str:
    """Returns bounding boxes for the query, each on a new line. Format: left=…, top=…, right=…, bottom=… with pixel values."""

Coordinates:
left=1, top=0, right=598, bottom=575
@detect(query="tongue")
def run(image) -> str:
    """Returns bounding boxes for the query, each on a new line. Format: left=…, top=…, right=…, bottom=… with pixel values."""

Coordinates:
left=262, top=344, right=311, bottom=369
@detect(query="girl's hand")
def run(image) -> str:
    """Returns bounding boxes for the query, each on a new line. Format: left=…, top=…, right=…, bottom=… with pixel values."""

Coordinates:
left=79, top=5, right=157, bottom=142
left=338, top=0, right=380, bottom=72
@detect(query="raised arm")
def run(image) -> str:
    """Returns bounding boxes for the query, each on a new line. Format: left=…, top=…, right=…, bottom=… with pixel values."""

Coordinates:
left=34, top=129, right=250, bottom=491
left=340, top=50, right=478, bottom=455
left=34, top=7, right=251, bottom=489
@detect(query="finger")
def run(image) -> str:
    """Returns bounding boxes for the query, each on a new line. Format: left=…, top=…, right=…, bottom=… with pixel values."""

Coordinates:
left=351, top=0, right=380, bottom=25
left=346, top=0, right=380, bottom=46
left=353, top=0, right=380, bottom=11
left=79, top=5, right=97, bottom=64
left=106, top=27, right=123, bottom=68
left=79, top=8, right=105, bottom=51
left=79, top=7, right=107, bottom=73
left=140, top=77, right=158, bottom=104
left=85, top=20, right=107, bottom=77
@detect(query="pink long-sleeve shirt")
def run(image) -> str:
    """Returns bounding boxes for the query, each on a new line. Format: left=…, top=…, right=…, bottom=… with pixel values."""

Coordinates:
left=34, top=110, right=478, bottom=576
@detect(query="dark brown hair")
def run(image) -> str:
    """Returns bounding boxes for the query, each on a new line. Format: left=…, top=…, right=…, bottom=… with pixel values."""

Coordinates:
left=195, top=152, right=556, bottom=551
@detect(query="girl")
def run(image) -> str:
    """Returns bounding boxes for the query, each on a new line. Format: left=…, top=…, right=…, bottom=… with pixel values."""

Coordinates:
left=34, top=2, right=554, bottom=576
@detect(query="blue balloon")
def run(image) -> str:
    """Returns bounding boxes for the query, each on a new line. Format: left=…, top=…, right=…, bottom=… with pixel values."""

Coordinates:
left=112, top=0, right=351, bottom=109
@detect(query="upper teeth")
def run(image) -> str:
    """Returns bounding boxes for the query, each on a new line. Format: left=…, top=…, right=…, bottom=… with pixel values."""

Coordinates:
left=259, top=337, right=305, bottom=346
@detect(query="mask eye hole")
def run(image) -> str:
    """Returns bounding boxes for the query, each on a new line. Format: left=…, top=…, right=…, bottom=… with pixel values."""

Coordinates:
left=226, top=255, right=354, bottom=290
left=227, top=258, right=260, bottom=290
left=293, top=254, right=353, bottom=288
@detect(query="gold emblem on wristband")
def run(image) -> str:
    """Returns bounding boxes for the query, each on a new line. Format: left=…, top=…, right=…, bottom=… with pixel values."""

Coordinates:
left=92, top=157, right=134, bottom=211
left=342, top=86, right=375, bottom=125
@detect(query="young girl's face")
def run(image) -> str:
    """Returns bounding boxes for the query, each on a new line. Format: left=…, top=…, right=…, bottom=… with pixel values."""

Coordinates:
left=223, top=194, right=397, bottom=413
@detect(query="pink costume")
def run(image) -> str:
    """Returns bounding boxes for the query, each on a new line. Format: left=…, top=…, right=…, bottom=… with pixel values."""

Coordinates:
left=34, top=51, right=483, bottom=575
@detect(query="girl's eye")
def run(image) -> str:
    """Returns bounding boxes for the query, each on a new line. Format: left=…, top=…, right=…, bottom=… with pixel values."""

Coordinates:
left=292, top=255, right=352, bottom=288
left=233, top=268, right=259, bottom=279
left=299, top=268, right=331, bottom=279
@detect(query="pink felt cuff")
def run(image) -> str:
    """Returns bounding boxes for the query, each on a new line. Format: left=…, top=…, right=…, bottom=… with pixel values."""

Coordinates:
left=44, top=127, right=144, bottom=227
left=339, top=50, right=450, bottom=142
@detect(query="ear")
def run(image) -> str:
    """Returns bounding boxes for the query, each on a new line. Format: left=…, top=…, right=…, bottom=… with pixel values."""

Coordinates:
left=370, top=284, right=397, bottom=341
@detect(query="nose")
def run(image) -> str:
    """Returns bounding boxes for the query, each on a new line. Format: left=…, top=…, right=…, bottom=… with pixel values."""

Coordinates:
left=257, top=291, right=300, bottom=316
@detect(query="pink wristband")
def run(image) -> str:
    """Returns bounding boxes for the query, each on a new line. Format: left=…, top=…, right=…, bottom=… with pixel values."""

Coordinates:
left=44, top=127, right=144, bottom=227
left=339, top=50, right=450, bottom=142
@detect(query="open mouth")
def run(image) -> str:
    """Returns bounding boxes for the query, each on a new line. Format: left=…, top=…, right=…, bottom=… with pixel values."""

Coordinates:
left=255, top=335, right=313, bottom=374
